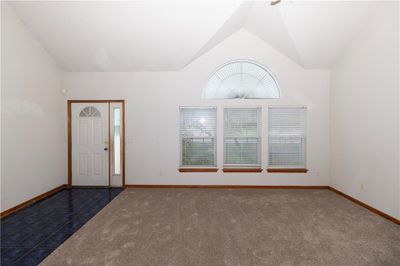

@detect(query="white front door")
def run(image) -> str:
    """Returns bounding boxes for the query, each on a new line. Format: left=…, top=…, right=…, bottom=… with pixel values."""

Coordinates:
left=72, top=103, right=109, bottom=186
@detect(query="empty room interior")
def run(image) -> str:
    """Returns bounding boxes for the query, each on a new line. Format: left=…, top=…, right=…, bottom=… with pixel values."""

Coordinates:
left=1, top=0, right=399, bottom=265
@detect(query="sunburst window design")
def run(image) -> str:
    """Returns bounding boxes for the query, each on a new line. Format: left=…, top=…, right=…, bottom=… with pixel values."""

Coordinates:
left=202, top=60, right=280, bottom=99
left=79, top=106, right=101, bottom=117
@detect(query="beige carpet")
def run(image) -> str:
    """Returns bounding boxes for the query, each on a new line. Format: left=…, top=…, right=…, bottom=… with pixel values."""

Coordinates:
left=41, top=188, right=400, bottom=266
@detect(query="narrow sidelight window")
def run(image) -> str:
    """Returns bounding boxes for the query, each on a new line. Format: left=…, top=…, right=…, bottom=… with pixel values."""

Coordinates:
left=180, top=107, right=217, bottom=168
left=224, top=107, right=261, bottom=168
left=268, top=106, right=307, bottom=170
left=113, top=107, right=121, bottom=175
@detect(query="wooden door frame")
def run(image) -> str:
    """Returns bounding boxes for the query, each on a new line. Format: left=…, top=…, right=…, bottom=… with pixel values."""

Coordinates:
left=68, top=100, right=126, bottom=187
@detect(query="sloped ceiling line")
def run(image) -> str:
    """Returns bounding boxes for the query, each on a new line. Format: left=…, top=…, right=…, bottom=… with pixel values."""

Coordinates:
left=8, top=0, right=385, bottom=71
left=243, top=1, right=304, bottom=67
left=183, top=1, right=254, bottom=69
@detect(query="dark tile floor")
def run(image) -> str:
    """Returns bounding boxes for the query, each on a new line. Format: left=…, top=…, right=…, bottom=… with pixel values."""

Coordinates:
left=1, top=188, right=123, bottom=266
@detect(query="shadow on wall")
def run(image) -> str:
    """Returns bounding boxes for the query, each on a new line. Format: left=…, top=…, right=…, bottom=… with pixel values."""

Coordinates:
left=93, top=46, right=115, bottom=71
left=2, top=97, right=44, bottom=116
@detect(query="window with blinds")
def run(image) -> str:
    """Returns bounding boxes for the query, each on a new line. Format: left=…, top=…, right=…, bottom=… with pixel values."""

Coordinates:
left=180, top=107, right=217, bottom=167
left=268, top=106, right=307, bottom=169
left=224, top=107, right=261, bottom=167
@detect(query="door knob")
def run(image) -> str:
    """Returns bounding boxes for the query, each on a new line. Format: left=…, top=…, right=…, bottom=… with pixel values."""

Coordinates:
left=104, top=147, right=108, bottom=151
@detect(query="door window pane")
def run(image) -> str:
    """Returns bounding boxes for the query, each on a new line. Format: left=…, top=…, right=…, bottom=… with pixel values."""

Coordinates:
left=113, top=108, right=121, bottom=175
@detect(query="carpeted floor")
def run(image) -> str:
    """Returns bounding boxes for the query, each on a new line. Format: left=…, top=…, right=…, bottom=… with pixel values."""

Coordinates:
left=41, top=188, right=400, bottom=266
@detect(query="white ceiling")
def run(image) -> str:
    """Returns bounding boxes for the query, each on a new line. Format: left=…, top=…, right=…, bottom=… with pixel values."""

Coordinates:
left=274, top=0, right=380, bottom=68
left=8, top=0, right=382, bottom=71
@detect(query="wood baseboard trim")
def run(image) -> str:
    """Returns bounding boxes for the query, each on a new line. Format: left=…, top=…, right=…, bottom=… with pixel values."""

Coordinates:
left=328, top=187, right=400, bottom=225
left=125, top=184, right=329, bottom=189
left=0, top=184, right=67, bottom=219
left=2, top=183, right=397, bottom=226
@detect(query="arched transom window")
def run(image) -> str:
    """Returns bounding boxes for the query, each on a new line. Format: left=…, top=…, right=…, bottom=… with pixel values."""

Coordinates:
left=202, top=60, right=280, bottom=99
left=79, top=106, right=101, bottom=117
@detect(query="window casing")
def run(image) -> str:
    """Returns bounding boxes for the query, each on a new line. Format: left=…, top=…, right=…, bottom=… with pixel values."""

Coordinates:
left=224, top=107, right=261, bottom=168
left=268, top=106, right=307, bottom=170
left=180, top=107, right=217, bottom=168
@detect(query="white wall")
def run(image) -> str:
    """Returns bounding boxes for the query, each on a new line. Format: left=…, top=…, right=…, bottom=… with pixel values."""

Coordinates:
left=398, top=1, right=400, bottom=221
left=1, top=4, right=66, bottom=211
left=63, top=29, right=330, bottom=186
left=331, top=2, right=399, bottom=219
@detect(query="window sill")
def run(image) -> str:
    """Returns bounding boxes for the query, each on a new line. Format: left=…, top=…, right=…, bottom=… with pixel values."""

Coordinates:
left=223, top=168, right=262, bottom=173
left=267, top=168, right=308, bottom=173
left=179, top=168, right=218, bottom=173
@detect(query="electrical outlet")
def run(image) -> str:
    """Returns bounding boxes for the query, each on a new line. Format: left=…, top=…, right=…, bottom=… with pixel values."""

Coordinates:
left=360, top=184, right=364, bottom=191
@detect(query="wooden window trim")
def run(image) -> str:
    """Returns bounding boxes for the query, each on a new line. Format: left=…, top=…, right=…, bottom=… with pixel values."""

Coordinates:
left=223, top=168, right=262, bottom=173
left=267, top=168, right=308, bottom=173
left=179, top=168, right=218, bottom=173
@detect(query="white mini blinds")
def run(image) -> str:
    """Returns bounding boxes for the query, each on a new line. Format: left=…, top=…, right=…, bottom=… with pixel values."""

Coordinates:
left=224, top=107, right=261, bottom=167
left=180, top=107, right=217, bottom=167
left=268, top=106, right=307, bottom=169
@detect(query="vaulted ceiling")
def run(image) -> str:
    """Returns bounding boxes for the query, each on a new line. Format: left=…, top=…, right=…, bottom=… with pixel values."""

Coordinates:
left=8, top=1, right=382, bottom=71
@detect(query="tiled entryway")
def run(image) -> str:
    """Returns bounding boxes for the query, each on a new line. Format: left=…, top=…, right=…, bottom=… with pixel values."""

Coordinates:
left=1, top=188, right=123, bottom=266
